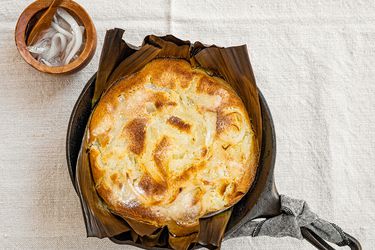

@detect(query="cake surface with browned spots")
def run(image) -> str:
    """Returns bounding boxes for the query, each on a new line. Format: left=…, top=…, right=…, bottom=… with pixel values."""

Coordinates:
left=88, top=58, right=258, bottom=231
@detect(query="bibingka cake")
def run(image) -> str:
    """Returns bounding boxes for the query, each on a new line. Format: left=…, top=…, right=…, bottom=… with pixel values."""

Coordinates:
left=88, top=58, right=258, bottom=230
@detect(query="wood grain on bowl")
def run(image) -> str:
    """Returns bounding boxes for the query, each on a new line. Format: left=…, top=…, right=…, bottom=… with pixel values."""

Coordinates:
left=15, top=0, right=96, bottom=74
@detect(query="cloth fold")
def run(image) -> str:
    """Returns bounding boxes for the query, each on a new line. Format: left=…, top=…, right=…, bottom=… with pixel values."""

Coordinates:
left=228, top=195, right=349, bottom=247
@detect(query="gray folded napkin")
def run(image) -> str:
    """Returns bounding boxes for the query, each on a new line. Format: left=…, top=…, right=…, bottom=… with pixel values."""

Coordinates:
left=228, top=195, right=350, bottom=247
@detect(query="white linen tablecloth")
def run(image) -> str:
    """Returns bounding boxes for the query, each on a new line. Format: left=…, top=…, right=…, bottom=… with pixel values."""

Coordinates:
left=0, top=0, right=374, bottom=249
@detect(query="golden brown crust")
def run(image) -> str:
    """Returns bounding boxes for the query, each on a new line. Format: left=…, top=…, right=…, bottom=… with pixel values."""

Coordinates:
left=138, top=172, right=167, bottom=196
left=88, top=58, right=258, bottom=233
left=123, top=118, right=147, bottom=155
left=166, top=116, right=191, bottom=133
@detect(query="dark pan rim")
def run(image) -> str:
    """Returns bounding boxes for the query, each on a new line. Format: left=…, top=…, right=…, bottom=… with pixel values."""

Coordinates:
left=66, top=73, right=96, bottom=190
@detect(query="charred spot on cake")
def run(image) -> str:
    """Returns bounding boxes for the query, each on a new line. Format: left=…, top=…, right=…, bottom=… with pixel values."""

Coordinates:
left=167, top=116, right=191, bottom=132
left=202, top=179, right=211, bottom=185
left=150, top=60, right=193, bottom=89
left=153, top=136, right=169, bottom=176
left=155, top=100, right=177, bottom=109
left=138, top=173, right=167, bottom=196
left=148, top=68, right=177, bottom=90
left=216, top=109, right=242, bottom=135
left=216, top=109, right=230, bottom=135
left=174, top=167, right=192, bottom=182
left=110, top=173, right=118, bottom=182
left=175, top=161, right=206, bottom=182
left=110, top=173, right=123, bottom=189
left=170, top=64, right=194, bottom=88
left=154, top=100, right=163, bottom=109
left=151, top=92, right=177, bottom=110
left=201, top=147, right=208, bottom=157
left=196, top=76, right=220, bottom=95
left=123, top=118, right=147, bottom=155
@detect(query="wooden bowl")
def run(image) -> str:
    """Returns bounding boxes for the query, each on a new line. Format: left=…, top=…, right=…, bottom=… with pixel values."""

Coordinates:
left=15, top=0, right=97, bottom=74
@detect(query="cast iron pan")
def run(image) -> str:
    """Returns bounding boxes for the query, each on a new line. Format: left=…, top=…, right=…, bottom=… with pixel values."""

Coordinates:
left=66, top=74, right=361, bottom=250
